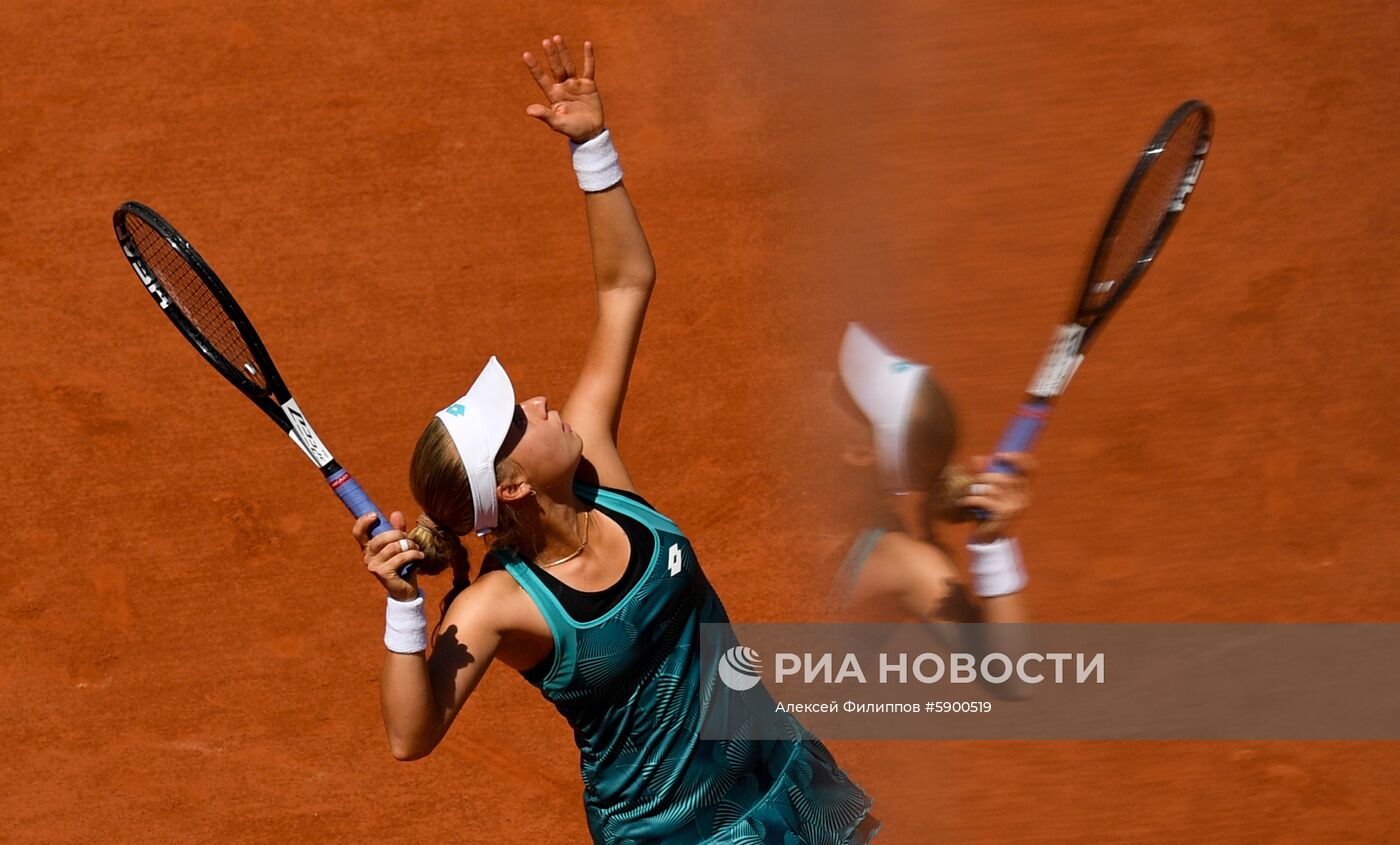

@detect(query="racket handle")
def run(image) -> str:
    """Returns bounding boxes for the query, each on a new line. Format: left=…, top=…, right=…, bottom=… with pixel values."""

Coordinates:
left=328, top=469, right=419, bottom=578
left=971, top=401, right=1052, bottom=520
left=988, top=401, right=1052, bottom=474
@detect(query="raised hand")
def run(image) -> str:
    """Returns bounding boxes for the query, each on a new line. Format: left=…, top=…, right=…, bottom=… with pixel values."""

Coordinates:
left=522, top=35, right=603, bottom=142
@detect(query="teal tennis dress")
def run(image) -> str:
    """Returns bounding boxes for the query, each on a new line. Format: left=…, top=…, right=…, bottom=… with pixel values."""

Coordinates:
left=499, top=484, right=879, bottom=844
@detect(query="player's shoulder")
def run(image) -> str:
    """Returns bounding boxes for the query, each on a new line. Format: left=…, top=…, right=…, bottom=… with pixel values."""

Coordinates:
left=873, top=530, right=956, bottom=565
left=849, top=530, right=965, bottom=620
left=439, top=569, right=531, bottom=629
left=865, top=530, right=962, bottom=587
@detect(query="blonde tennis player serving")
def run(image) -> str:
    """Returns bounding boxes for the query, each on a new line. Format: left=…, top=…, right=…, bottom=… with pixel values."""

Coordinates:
left=352, top=35, right=880, bottom=844
left=834, top=324, right=1035, bottom=624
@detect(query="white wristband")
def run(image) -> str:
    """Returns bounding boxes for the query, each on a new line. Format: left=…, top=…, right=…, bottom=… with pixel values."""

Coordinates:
left=570, top=129, right=623, bottom=192
left=967, top=538, right=1028, bottom=598
left=384, top=591, right=429, bottom=654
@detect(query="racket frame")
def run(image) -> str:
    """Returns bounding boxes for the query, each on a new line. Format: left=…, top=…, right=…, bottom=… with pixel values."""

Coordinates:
left=114, top=202, right=411, bottom=571
left=982, top=101, right=1213, bottom=487
left=1072, top=99, right=1214, bottom=349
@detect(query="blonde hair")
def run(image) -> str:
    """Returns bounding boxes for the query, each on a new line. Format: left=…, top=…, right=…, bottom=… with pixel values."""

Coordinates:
left=904, top=375, right=974, bottom=523
left=408, top=419, right=539, bottom=613
left=935, top=465, right=976, bottom=524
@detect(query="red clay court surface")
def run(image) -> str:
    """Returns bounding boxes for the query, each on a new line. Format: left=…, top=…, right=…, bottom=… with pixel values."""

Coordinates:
left=3, top=2, right=1397, bottom=843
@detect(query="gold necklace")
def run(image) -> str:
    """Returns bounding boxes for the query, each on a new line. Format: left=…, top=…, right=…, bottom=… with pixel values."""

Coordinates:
left=539, top=510, right=592, bottom=569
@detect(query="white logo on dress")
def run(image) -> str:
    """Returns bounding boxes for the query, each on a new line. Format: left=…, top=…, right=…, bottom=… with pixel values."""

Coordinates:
left=668, top=543, right=683, bottom=576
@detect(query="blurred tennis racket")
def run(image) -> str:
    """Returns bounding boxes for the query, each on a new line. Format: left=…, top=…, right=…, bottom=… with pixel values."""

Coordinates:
left=113, top=202, right=415, bottom=575
left=981, top=100, right=1213, bottom=493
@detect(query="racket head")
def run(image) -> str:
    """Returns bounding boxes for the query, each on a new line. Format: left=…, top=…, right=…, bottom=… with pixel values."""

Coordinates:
left=114, top=202, right=287, bottom=406
left=113, top=202, right=381, bottom=541
left=1075, top=100, right=1213, bottom=340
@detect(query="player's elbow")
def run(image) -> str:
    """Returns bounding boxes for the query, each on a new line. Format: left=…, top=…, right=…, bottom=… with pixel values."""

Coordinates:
left=387, top=727, right=440, bottom=761
left=388, top=737, right=432, bottom=762
left=613, top=261, right=655, bottom=292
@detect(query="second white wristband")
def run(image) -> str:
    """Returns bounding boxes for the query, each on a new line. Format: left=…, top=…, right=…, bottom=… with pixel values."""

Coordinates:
left=384, top=591, right=429, bottom=654
left=967, top=538, right=1028, bottom=598
left=570, top=129, right=623, bottom=192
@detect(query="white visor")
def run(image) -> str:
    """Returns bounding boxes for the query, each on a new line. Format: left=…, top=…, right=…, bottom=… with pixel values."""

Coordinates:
left=435, top=357, right=516, bottom=535
left=839, top=323, right=930, bottom=491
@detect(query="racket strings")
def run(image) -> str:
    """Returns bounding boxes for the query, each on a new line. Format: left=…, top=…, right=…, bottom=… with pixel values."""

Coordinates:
left=1090, top=110, right=1208, bottom=312
left=125, top=215, right=267, bottom=391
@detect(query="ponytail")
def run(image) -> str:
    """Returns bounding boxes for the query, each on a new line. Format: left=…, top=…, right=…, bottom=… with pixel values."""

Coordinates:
left=935, top=465, right=976, bottom=524
left=409, top=419, right=477, bottom=622
left=408, top=419, right=535, bottom=619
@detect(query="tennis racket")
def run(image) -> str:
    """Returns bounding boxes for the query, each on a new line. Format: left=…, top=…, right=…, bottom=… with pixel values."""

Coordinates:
left=982, top=100, right=1213, bottom=489
left=113, top=201, right=416, bottom=576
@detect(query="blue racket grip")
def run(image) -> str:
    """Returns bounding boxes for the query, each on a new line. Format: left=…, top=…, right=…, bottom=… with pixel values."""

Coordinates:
left=328, top=468, right=419, bottom=578
left=988, top=401, right=1052, bottom=474
left=971, top=401, right=1052, bottom=520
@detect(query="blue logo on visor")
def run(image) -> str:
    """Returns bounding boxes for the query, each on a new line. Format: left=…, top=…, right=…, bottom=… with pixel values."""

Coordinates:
left=445, top=404, right=466, bottom=416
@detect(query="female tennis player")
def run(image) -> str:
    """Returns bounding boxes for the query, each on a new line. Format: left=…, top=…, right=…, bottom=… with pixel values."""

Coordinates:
left=351, top=35, right=880, bottom=844
left=833, top=323, right=1034, bottom=624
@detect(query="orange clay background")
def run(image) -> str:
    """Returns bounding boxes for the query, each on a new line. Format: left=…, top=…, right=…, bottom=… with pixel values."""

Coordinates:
left=2, top=1, right=1397, bottom=843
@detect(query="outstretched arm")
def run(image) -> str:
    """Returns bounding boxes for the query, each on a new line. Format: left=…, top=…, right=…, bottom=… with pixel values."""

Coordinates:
left=523, top=36, right=656, bottom=492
